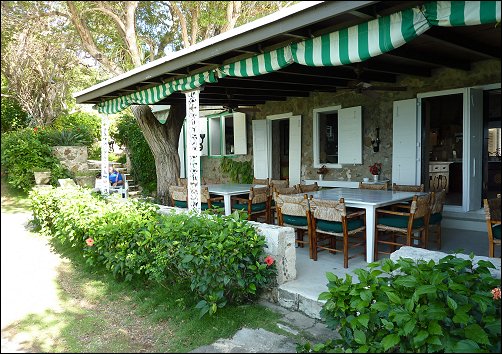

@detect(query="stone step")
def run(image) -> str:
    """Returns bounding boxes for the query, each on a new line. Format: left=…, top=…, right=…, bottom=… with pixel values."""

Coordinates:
left=275, top=285, right=325, bottom=320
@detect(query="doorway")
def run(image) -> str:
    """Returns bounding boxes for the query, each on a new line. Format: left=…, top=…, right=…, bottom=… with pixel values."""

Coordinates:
left=271, top=119, right=289, bottom=180
left=421, top=93, right=464, bottom=206
left=483, top=89, right=502, bottom=201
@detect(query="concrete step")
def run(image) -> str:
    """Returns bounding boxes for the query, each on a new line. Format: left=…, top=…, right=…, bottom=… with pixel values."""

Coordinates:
left=443, top=210, right=486, bottom=232
left=275, top=285, right=325, bottom=320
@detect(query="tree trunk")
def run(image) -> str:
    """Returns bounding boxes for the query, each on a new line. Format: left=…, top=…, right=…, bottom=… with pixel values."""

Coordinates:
left=130, top=103, right=186, bottom=205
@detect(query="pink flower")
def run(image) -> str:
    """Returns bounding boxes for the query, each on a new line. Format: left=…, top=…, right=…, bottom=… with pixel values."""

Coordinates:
left=86, top=238, right=94, bottom=247
left=492, top=287, right=501, bottom=300
left=264, top=255, right=274, bottom=266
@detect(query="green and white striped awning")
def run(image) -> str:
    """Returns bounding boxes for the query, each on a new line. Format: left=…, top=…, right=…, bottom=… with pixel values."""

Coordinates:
left=96, top=70, right=217, bottom=114
left=424, top=1, right=501, bottom=26
left=95, top=1, right=500, bottom=115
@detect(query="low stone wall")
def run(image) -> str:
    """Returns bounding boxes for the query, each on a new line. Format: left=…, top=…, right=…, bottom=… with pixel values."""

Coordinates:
left=52, top=146, right=88, bottom=174
left=390, top=246, right=501, bottom=279
left=156, top=206, right=297, bottom=286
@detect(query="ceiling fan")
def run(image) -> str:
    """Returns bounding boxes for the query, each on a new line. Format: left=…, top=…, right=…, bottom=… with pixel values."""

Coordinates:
left=337, top=63, right=408, bottom=94
left=200, top=89, right=261, bottom=114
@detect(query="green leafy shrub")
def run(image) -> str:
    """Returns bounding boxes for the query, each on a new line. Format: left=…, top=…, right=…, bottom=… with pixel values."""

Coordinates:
left=298, top=257, right=501, bottom=353
left=53, top=111, right=101, bottom=140
left=220, top=157, right=253, bottom=183
left=1, top=95, right=29, bottom=133
left=111, top=111, right=156, bottom=192
left=1, top=128, right=70, bottom=192
left=40, top=127, right=93, bottom=146
left=29, top=187, right=277, bottom=317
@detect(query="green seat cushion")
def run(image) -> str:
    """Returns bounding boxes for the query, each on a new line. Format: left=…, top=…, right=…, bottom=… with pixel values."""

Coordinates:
left=174, top=200, right=188, bottom=208
left=378, top=215, right=424, bottom=229
left=429, top=212, right=442, bottom=225
left=232, top=202, right=267, bottom=212
left=316, top=219, right=364, bottom=233
left=201, top=203, right=210, bottom=211
left=493, top=224, right=501, bottom=240
left=270, top=200, right=276, bottom=207
left=283, top=215, right=308, bottom=226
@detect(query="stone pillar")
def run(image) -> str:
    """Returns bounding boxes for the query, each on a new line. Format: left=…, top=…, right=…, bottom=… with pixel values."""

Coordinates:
left=185, top=90, right=201, bottom=212
left=100, top=113, right=109, bottom=194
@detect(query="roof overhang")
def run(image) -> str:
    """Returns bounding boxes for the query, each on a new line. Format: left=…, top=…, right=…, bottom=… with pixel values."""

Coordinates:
left=74, top=1, right=378, bottom=104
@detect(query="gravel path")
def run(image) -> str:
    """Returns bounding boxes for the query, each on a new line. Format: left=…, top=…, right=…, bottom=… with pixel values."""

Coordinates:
left=1, top=209, right=65, bottom=353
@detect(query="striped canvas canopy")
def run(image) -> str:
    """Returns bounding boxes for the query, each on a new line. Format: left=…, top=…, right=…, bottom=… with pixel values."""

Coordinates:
left=96, top=71, right=217, bottom=114
left=95, top=1, right=501, bottom=115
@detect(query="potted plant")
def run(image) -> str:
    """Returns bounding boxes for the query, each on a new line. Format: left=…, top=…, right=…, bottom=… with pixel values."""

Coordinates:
left=369, top=162, right=382, bottom=181
left=317, top=164, right=328, bottom=181
left=32, top=167, right=52, bottom=185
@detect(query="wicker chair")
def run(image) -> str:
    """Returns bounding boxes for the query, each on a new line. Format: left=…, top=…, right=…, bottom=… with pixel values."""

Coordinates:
left=359, top=181, right=388, bottom=190
left=252, top=177, right=270, bottom=187
left=483, top=195, right=501, bottom=258
left=297, top=182, right=319, bottom=193
left=170, top=185, right=188, bottom=208
left=275, top=192, right=312, bottom=258
left=170, top=185, right=224, bottom=211
left=392, top=183, right=425, bottom=192
left=177, top=177, right=188, bottom=187
left=309, top=197, right=366, bottom=268
left=231, top=186, right=270, bottom=223
left=270, top=179, right=289, bottom=189
left=271, top=185, right=298, bottom=224
left=374, top=193, right=431, bottom=260
left=427, top=190, right=446, bottom=249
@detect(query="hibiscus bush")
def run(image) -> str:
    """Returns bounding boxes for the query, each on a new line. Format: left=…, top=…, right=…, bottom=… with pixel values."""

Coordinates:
left=29, top=187, right=277, bottom=316
left=299, top=256, right=501, bottom=353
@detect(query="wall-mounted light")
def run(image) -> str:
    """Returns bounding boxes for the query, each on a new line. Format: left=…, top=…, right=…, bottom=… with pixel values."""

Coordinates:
left=371, top=127, right=380, bottom=152
left=199, top=133, right=206, bottom=151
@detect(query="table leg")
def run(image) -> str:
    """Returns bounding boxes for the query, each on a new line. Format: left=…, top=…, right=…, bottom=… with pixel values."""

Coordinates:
left=365, top=205, right=375, bottom=263
left=224, top=194, right=232, bottom=216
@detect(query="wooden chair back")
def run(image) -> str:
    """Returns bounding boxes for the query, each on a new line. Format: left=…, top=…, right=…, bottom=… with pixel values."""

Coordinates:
left=392, top=183, right=424, bottom=192
left=297, top=182, right=319, bottom=193
left=270, top=179, right=289, bottom=189
left=359, top=182, right=388, bottom=190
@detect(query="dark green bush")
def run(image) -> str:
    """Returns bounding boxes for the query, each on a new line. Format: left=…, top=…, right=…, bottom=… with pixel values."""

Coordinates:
left=53, top=111, right=101, bottom=140
left=298, top=257, right=501, bottom=353
left=1, top=95, right=29, bottom=133
left=29, top=187, right=277, bottom=317
left=111, top=111, right=156, bottom=193
left=1, top=128, right=70, bottom=192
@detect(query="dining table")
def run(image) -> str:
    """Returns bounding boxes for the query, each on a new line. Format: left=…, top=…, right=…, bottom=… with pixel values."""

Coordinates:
left=207, top=184, right=253, bottom=216
left=303, top=188, right=426, bottom=263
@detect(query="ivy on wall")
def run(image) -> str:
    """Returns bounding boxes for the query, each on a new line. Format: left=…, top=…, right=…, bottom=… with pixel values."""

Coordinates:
left=220, top=157, right=253, bottom=183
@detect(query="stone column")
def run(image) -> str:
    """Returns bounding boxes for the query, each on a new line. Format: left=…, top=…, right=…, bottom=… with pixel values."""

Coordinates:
left=185, top=89, right=201, bottom=212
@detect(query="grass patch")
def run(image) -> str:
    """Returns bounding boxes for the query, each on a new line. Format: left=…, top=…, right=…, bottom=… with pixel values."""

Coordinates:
left=1, top=175, right=31, bottom=212
left=3, top=251, right=286, bottom=353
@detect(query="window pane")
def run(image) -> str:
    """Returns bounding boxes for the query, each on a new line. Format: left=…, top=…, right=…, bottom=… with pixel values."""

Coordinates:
left=319, top=113, right=338, bottom=164
left=224, top=115, right=234, bottom=155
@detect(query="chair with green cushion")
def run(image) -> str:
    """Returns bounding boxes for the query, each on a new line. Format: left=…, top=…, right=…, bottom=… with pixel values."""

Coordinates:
left=483, top=195, right=501, bottom=258
left=201, top=185, right=225, bottom=212
left=170, top=185, right=188, bottom=208
left=275, top=191, right=311, bottom=258
left=231, top=186, right=270, bottom=223
left=427, top=190, right=446, bottom=249
left=271, top=185, right=297, bottom=224
left=374, top=193, right=431, bottom=260
left=309, top=197, right=366, bottom=268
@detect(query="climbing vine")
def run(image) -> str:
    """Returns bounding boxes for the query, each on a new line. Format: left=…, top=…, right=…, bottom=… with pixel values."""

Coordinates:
left=220, top=157, right=253, bottom=183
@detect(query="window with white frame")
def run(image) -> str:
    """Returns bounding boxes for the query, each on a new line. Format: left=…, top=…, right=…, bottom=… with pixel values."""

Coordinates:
left=207, top=112, right=247, bottom=157
left=313, top=105, right=362, bottom=168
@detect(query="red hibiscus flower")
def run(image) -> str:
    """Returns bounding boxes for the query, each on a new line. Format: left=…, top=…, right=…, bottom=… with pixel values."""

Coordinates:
left=33, top=127, right=38, bottom=133
left=264, top=255, right=274, bottom=266
left=86, top=238, right=94, bottom=247
left=492, top=287, right=501, bottom=300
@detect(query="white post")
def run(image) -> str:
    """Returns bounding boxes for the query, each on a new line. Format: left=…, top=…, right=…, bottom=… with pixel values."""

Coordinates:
left=185, top=90, right=201, bottom=212
left=100, top=113, right=110, bottom=194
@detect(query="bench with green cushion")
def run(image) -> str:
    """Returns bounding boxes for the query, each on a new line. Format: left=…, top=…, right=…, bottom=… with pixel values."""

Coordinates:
left=174, top=200, right=188, bottom=208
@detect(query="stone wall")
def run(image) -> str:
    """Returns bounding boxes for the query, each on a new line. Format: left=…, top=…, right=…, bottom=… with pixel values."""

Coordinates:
left=52, top=146, right=89, bottom=174
left=200, top=59, right=500, bottom=183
